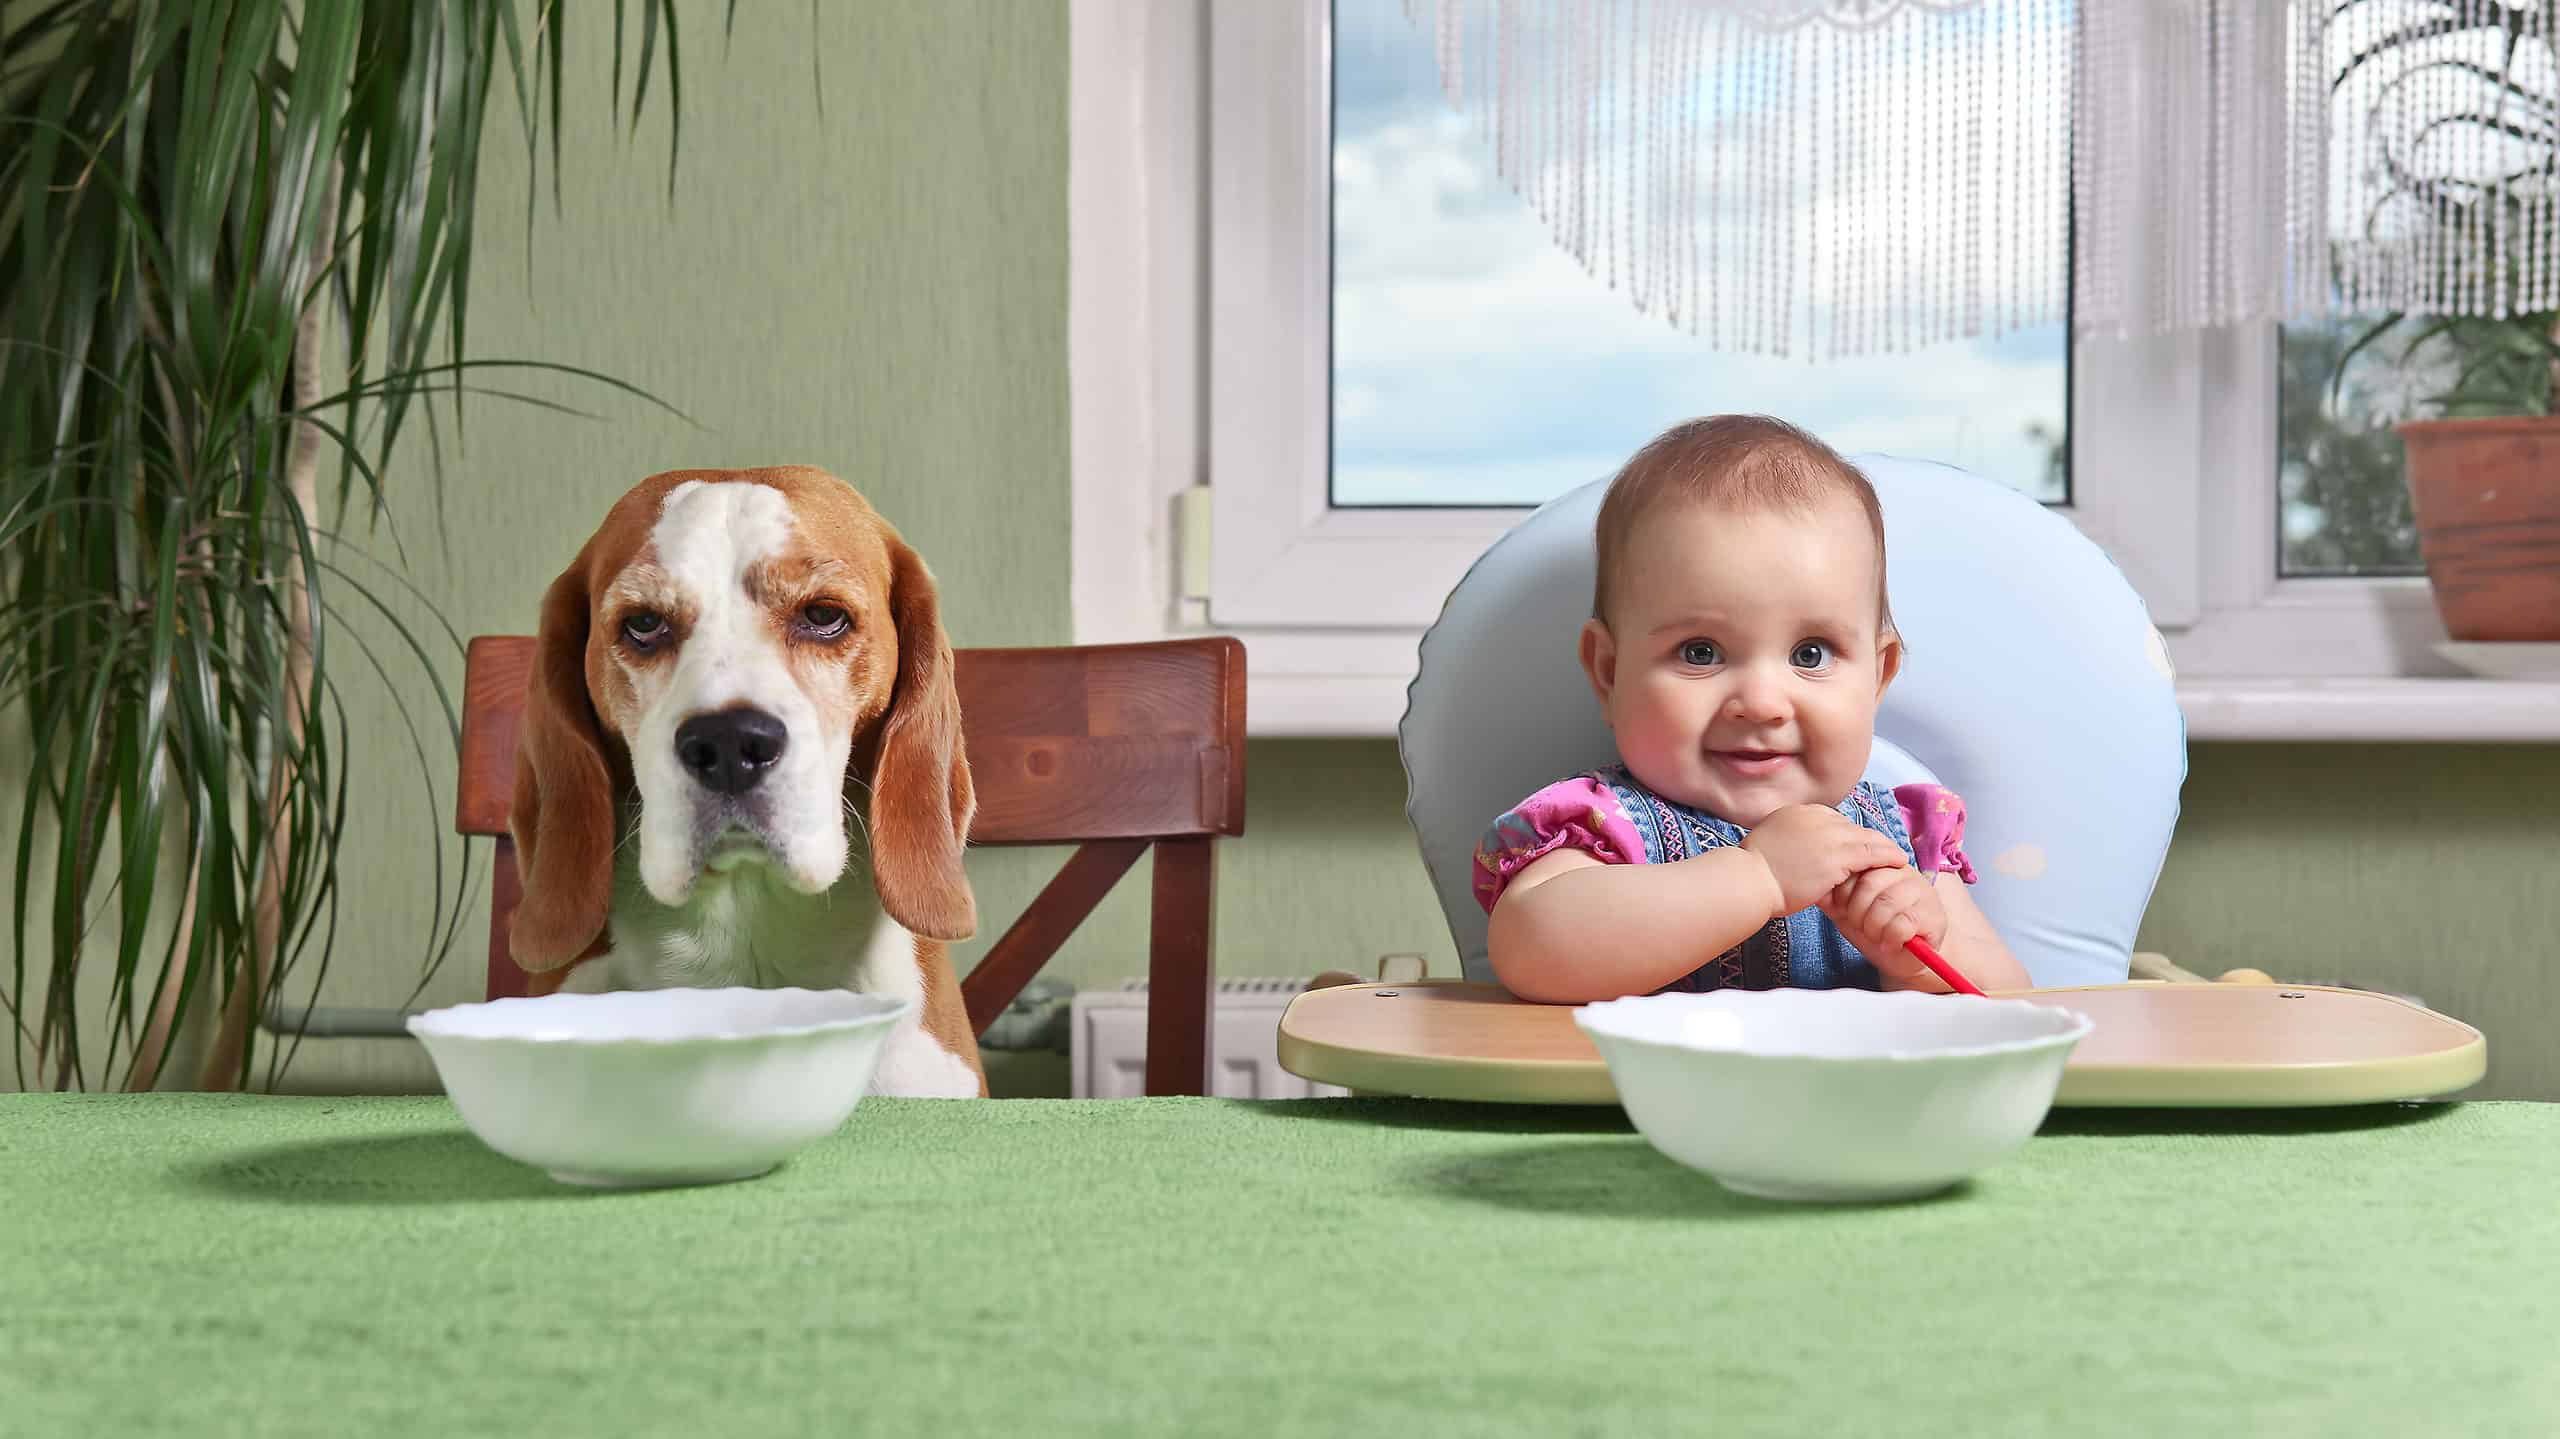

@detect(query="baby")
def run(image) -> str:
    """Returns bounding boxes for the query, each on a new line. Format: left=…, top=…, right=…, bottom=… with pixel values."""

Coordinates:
left=1475, top=415, right=2029, bottom=1002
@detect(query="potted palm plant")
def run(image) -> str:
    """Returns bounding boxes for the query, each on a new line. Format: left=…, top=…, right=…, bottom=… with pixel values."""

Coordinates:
left=2330, top=2, right=2560, bottom=645
left=1, top=2, right=696, bottom=1092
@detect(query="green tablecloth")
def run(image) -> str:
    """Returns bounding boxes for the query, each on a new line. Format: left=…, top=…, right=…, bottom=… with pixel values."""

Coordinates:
left=5, top=1094, right=2557, bottom=1436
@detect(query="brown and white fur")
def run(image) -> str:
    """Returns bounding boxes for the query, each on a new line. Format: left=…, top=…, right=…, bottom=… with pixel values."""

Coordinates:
left=509, top=466, right=984, bottom=1097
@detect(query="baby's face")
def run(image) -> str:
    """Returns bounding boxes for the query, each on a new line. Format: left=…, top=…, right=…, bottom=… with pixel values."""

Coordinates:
left=1582, top=495, right=1899, bottom=825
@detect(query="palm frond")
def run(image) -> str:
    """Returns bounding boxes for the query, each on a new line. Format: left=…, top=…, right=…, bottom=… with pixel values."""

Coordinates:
left=1, top=0, right=698, bottom=1091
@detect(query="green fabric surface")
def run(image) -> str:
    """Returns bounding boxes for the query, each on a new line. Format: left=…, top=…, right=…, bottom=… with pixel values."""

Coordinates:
left=5, top=1096, right=2557, bottom=1437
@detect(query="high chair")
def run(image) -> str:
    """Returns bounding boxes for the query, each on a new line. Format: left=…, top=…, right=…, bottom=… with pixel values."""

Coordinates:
left=1287, top=464, right=2484, bottom=1106
left=1397, top=454, right=2187, bottom=989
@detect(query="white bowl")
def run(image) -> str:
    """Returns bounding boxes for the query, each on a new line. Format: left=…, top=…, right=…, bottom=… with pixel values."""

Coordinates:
left=406, top=987, right=911, bottom=1189
left=1575, top=989, right=2093, bottom=1203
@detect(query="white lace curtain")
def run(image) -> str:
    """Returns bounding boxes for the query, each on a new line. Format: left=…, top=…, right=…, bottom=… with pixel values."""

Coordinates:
left=1398, top=0, right=2560, bottom=356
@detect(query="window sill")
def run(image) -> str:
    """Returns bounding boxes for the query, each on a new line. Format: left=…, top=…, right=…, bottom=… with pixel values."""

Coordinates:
left=1244, top=669, right=2560, bottom=744
left=2169, top=677, right=2560, bottom=743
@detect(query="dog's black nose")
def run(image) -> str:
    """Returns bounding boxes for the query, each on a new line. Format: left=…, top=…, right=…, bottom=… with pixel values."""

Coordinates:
left=674, top=707, right=789, bottom=795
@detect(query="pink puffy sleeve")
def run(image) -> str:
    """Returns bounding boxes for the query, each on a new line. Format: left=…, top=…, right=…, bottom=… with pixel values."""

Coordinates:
left=1893, top=783, right=1979, bottom=884
left=1471, top=776, right=1649, bottom=914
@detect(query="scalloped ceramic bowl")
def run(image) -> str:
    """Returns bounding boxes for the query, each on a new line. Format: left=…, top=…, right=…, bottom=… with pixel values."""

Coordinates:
left=407, top=987, right=912, bottom=1189
left=1576, top=988, right=2094, bottom=1203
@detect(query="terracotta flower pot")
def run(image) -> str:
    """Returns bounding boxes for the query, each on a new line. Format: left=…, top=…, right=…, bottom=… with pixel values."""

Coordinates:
left=2395, top=416, right=2560, bottom=642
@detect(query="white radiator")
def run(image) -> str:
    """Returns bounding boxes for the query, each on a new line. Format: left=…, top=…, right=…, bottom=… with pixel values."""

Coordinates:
left=1070, top=976, right=1349, bottom=1099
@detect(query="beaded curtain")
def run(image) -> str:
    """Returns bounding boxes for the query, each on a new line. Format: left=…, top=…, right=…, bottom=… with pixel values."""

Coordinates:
left=1392, top=0, right=2560, bottom=356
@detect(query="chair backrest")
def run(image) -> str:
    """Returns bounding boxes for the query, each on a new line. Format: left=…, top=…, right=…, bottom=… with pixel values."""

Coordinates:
left=1398, top=455, right=2186, bottom=990
left=458, top=637, right=1247, bottom=848
left=456, top=636, right=1246, bottom=1090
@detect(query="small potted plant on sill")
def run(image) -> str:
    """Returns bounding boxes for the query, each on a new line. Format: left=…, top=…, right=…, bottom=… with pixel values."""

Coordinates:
left=2375, top=314, right=2559, bottom=646
left=2330, top=4, right=2560, bottom=648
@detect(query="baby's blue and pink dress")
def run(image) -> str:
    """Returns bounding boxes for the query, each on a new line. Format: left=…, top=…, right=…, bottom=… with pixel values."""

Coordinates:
left=1472, top=765, right=1977, bottom=992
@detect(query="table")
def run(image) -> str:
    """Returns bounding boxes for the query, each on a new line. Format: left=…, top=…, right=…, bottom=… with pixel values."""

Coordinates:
left=7, top=1094, right=2558, bottom=1435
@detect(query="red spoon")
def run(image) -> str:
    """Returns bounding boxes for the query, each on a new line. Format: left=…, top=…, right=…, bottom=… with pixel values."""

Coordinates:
left=1904, top=936, right=1987, bottom=997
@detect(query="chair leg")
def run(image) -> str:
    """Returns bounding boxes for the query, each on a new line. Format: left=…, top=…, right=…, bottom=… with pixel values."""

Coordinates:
left=485, top=840, right=531, bottom=1001
left=1145, top=837, right=1216, bottom=1097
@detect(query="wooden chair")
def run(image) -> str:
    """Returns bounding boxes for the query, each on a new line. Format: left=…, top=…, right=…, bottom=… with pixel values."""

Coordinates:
left=454, top=636, right=1247, bottom=1096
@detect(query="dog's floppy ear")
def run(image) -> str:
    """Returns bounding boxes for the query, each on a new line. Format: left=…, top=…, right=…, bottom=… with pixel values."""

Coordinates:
left=862, top=536, right=978, bottom=941
left=509, top=555, right=616, bottom=972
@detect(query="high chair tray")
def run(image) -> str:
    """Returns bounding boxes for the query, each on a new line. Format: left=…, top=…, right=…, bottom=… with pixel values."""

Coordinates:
left=1274, top=980, right=2487, bottom=1108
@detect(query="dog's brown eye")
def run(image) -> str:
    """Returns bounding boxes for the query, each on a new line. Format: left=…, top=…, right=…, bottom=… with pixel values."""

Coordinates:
left=621, top=612, right=669, bottom=648
left=800, top=603, right=851, bottom=639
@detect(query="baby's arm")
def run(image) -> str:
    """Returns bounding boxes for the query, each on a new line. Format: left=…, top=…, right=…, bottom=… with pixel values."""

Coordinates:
left=1877, top=874, right=2029, bottom=992
left=1488, top=803, right=1910, bottom=1003
left=1487, top=846, right=1785, bottom=1004
left=1827, top=866, right=2031, bottom=992
left=1867, top=783, right=2029, bottom=992
left=1928, top=875, right=2028, bottom=990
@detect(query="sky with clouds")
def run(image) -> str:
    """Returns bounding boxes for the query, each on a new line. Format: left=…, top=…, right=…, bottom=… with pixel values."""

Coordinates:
left=1327, top=0, right=2071, bottom=508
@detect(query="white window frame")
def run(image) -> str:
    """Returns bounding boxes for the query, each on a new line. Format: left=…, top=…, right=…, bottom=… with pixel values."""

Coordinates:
left=1068, top=0, right=2560, bottom=741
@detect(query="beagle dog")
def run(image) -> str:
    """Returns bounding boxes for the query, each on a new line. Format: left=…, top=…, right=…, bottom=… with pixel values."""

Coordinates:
left=508, top=466, right=985, bottom=1097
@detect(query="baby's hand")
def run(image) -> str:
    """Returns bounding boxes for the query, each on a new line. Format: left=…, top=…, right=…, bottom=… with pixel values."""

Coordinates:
left=1740, top=805, right=1913, bottom=915
left=1820, top=864, right=1950, bottom=983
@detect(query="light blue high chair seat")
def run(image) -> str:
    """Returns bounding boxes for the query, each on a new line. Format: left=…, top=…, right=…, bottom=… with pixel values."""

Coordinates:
left=1399, top=454, right=2187, bottom=990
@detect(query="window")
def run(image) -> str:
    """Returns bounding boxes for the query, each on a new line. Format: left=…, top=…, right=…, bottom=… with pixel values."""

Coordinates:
left=2276, top=314, right=2427, bottom=579
left=1069, top=1, right=2548, bottom=739
left=1331, top=0, right=2072, bottom=511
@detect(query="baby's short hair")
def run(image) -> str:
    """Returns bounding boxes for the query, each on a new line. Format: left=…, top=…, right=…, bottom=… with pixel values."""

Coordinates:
left=1592, top=414, right=1894, bottom=636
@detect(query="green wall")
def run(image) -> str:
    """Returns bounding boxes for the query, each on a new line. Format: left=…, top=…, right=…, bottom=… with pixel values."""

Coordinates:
left=18, top=2, right=2559, bottom=1102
